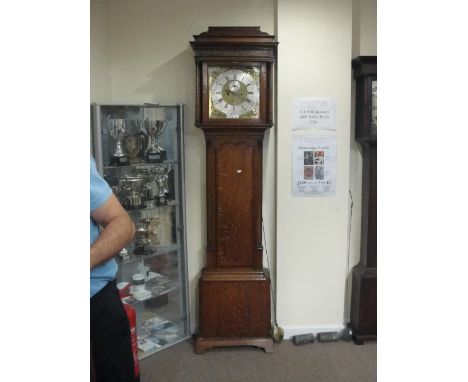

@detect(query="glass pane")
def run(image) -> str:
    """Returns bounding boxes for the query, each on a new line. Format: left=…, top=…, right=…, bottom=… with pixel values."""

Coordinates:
left=371, top=80, right=377, bottom=134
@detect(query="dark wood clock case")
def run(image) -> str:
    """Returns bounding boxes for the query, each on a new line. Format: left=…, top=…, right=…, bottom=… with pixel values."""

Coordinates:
left=190, top=27, right=278, bottom=353
left=350, top=56, right=377, bottom=344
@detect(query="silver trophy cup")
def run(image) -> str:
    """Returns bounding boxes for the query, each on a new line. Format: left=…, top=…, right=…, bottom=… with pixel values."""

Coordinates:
left=107, top=118, right=128, bottom=166
left=117, top=172, right=151, bottom=210
left=134, top=218, right=153, bottom=256
left=145, top=119, right=167, bottom=163
left=134, top=217, right=160, bottom=256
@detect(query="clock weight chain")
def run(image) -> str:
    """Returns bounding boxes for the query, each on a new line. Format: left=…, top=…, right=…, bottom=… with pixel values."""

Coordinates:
left=262, top=218, right=284, bottom=343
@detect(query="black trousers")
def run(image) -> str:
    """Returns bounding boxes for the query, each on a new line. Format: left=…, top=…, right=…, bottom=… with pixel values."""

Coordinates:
left=91, top=281, right=134, bottom=382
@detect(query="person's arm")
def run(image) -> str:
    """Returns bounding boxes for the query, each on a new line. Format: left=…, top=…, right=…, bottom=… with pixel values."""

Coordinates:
left=90, top=194, right=135, bottom=269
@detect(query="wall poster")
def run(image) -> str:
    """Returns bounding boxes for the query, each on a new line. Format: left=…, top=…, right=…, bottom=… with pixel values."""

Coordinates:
left=292, top=134, right=336, bottom=197
left=292, top=97, right=336, bottom=130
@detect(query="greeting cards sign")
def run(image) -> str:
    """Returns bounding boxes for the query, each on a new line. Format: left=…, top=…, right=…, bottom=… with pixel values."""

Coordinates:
left=292, top=134, right=336, bottom=197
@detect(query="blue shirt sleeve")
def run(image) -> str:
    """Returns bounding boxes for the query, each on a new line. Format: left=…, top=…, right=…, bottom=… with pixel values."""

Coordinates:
left=90, top=157, right=112, bottom=211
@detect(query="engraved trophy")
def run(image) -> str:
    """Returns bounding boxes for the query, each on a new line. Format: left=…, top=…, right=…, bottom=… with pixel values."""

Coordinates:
left=134, top=217, right=160, bottom=256
left=145, top=119, right=167, bottom=163
left=117, top=172, right=152, bottom=210
left=107, top=118, right=129, bottom=166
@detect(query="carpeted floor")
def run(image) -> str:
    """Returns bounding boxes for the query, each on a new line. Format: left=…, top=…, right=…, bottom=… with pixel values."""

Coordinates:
left=140, top=338, right=377, bottom=382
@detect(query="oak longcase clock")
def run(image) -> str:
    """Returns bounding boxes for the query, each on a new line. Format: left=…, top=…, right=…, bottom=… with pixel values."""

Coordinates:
left=190, top=27, right=277, bottom=354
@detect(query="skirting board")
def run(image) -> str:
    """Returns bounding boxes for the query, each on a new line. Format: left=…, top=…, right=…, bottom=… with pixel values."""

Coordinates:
left=190, top=323, right=345, bottom=340
left=282, top=325, right=345, bottom=340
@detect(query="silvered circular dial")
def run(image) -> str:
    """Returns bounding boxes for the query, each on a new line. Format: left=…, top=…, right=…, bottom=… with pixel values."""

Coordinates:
left=209, top=68, right=260, bottom=119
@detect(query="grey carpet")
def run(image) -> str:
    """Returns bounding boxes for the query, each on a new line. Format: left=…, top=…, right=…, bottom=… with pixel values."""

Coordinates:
left=140, top=338, right=376, bottom=382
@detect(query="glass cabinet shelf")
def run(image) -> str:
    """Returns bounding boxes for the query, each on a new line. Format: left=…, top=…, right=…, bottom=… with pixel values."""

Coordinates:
left=91, top=103, right=189, bottom=360
left=103, top=160, right=179, bottom=169
left=117, top=243, right=180, bottom=265
left=125, top=200, right=179, bottom=214
left=120, top=282, right=181, bottom=307
left=122, top=281, right=181, bottom=307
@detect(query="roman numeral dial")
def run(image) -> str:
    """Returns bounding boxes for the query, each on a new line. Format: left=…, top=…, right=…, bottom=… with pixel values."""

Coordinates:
left=208, top=67, right=260, bottom=119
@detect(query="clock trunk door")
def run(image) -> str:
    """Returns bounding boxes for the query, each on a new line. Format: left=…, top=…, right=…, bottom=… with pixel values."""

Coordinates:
left=207, top=135, right=262, bottom=269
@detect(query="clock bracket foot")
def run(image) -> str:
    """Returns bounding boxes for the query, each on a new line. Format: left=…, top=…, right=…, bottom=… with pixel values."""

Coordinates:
left=194, top=336, right=274, bottom=354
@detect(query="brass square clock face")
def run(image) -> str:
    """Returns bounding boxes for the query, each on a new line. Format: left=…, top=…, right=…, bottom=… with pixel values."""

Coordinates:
left=208, top=66, right=260, bottom=119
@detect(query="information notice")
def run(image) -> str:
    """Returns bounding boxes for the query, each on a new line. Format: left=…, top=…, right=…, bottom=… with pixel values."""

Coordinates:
left=292, top=98, right=336, bottom=130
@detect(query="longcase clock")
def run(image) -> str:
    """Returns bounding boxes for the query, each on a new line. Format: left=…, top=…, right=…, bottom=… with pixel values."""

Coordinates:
left=190, top=27, right=278, bottom=353
left=350, top=56, right=377, bottom=344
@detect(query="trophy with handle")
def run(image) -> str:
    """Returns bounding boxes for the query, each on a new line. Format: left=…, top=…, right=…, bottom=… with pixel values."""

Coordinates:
left=107, top=118, right=128, bottom=166
left=145, top=119, right=167, bottom=163
left=134, top=218, right=155, bottom=255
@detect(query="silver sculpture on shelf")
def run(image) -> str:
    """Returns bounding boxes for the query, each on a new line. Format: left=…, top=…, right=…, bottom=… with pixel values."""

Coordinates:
left=107, top=118, right=129, bottom=166
left=137, top=167, right=159, bottom=206
left=145, top=119, right=167, bottom=163
left=153, top=164, right=173, bottom=206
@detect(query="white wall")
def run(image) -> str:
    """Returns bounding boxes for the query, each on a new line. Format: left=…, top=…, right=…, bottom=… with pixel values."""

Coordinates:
left=90, top=0, right=377, bottom=336
left=353, top=0, right=377, bottom=56
left=90, top=0, right=111, bottom=103
left=276, top=0, right=354, bottom=336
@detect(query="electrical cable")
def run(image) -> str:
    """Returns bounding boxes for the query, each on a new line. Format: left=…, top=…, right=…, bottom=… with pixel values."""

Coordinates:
left=344, top=190, right=354, bottom=326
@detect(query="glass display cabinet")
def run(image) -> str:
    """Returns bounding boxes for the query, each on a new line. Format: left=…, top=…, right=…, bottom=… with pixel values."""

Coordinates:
left=91, top=103, right=189, bottom=359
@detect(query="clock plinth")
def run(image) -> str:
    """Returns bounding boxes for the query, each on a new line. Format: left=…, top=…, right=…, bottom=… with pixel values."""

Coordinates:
left=195, top=268, right=273, bottom=354
left=191, top=27, right=278, bottom=353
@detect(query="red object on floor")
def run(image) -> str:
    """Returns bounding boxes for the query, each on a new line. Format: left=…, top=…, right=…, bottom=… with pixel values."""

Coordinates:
left=123, top=302, right=140, bottom=382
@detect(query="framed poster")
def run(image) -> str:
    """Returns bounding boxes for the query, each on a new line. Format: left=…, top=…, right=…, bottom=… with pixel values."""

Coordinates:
left=292, top=134, right=336, bottom=197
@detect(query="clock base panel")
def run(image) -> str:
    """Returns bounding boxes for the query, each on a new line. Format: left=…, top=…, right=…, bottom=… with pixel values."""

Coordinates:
left=350, top=265, right=377, bottom=343
left=352, top=333, right=376, bottom=346
left=197, top=268, right=272, bottom=347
